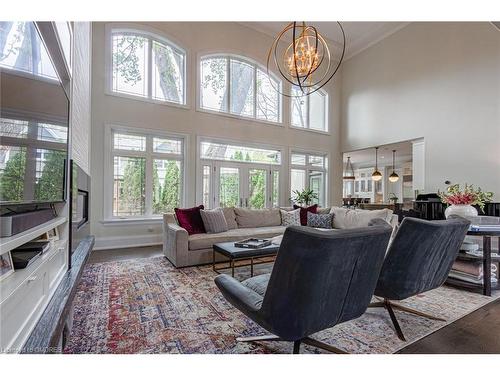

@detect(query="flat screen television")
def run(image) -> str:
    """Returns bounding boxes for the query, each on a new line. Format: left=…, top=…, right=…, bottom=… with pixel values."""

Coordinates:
left=0, top=22, right=69, bottom=206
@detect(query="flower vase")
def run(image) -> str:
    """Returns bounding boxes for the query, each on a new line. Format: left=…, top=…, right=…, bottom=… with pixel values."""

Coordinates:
left=444, top=204, right=478, bottom=219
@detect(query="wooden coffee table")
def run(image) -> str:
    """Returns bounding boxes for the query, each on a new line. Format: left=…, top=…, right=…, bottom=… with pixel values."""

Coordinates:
left=212, top=241, right=280, bottom=278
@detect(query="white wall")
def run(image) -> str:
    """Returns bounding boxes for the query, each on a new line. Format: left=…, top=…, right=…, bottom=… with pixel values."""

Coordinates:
left=90, top=22, right=343, bottom=249
left=341, top=22, right=500, bottom=198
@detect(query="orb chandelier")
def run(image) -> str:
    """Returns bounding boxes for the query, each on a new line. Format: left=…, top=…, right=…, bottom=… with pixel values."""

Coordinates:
left=267, top=22, right=346, bottom=97
left=388, top=150, right=400, bottom=183
left=372, top=147, right=382, bottom=182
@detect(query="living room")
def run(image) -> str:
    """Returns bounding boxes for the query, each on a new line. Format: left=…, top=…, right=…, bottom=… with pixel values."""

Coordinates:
left=1, top=0, right=500, bottom=373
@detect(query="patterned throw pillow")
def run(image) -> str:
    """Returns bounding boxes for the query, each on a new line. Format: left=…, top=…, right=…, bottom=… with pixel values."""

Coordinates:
left=307, top=212, right=334, bottom=229
left=200, top=208, right=229, bottom=234
left=280, top=208, right=301, bottom=226
left=293, top=204, right=318, bottom=226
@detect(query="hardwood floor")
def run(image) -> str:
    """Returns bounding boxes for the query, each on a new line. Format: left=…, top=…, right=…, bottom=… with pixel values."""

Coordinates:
left=89, top=246, right=500, bottom=354
left=397, top=299, right=500, bottom=354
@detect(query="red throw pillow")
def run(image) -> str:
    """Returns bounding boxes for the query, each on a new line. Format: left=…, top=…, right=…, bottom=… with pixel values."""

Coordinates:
left=293, top=204, right=318, bottom=226
left=174, top=205, right=206, bottom=235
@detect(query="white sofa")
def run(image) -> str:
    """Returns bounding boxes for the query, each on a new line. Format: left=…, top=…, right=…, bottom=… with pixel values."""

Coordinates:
left=163, top=206, right=398, bottom=268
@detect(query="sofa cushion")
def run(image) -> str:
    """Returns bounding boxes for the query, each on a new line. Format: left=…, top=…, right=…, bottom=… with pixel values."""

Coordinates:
left=200, top=208, right=228, bottom=234
left=294, top=204, right=318, bottom=226
left=188, top=226, right=286, bottom=251
left=330, top=207, right=394, bottom=229
left=222, top=207, right=238, bottom=230
left=174, top=205, right=206, bottom=235
left=280, top=208, right=301, bottom=226
left=234, top=208, right=281, bottom=228
left=307, top=212, right=334, bottom=229
left=317, top=207, right=331, bottom=215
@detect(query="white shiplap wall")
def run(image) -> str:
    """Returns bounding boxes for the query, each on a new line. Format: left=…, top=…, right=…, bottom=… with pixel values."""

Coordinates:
left=71, top=22, right=92, bottom=174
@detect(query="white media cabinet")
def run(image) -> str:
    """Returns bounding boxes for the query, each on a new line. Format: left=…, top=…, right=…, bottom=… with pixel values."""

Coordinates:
left=0, top=217, right=68, bottom=353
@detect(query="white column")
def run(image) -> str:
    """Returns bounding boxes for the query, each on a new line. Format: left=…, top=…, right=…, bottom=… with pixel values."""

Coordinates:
left=412, top=139, right=425, bottom=193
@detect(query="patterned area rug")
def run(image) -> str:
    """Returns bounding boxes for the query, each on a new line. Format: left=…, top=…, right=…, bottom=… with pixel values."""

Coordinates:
left=65, top=256, right=499, bottom=354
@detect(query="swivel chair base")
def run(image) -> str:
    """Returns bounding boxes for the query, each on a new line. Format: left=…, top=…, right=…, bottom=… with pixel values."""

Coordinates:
left=369, top=298, right=446, bottom=341
left=237, top=335, right=348, bottom=354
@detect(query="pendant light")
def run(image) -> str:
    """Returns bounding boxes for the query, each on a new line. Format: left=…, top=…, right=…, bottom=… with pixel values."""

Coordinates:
left=372, top=147, right=382, bottom=181
left=343, top=156, right=355, bottom=180
left=389, top=150, right=400, bottom=183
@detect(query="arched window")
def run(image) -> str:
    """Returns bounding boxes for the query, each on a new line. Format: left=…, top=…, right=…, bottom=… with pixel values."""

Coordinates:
left=291, top=87, right=328, bottom=132
left=109, top=27, right=186, bottom=105
left=199, top=54, right=282, bottom=123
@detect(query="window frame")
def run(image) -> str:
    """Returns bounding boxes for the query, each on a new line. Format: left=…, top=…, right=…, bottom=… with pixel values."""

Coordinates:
left=0, top=22, right=62, bottom=85
left=289, top=149, right=329, bottom=207
left=197, top=53, right=283, bottom=126
left=54, top=21, right=73, bottom=75
left=105, top=24, right=189, bottom=109
left=289, top=87, right=329, bottom=134
left=103, top=124, right=188, bottom=222
left=196, top=136, right=285, bottom=208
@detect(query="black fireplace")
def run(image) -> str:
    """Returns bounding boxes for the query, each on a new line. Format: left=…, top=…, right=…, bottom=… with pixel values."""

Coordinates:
left=69, top=160, right=90, bottom=267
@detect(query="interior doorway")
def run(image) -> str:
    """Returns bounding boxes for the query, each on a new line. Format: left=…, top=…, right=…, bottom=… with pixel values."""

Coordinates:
left=342, top=139, right=423, bottom=209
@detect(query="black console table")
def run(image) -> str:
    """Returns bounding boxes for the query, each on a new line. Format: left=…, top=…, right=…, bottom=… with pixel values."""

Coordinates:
left=413, top=201, right=500, bottom=221
left=446, top=223, right=500, bottom=296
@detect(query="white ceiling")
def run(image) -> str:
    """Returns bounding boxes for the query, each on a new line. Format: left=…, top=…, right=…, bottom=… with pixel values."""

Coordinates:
left=344, top=141, right=413, bottom=169
left=240, top=22, right=410, bottom=59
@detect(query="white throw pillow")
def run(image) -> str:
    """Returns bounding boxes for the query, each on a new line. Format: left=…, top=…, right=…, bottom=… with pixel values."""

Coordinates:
left=330, top=207, right=392, bottom=229
left=280, top=208, right=301, bottom=226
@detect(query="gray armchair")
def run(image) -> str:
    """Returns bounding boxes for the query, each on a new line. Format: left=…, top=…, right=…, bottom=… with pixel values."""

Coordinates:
left=215, top=220, right=393, bottom=354
left=370, top=215, right=470, bottom=341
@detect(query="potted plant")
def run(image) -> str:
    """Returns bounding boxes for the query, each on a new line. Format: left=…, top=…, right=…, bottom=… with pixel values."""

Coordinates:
left=389, top=193, right=399, bottom=204
left=291, top=189, right=318, bottom=207
left=439, top=183, right=493, bottom=218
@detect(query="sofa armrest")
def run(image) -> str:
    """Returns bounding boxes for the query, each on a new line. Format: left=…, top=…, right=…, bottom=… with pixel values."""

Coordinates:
left=389, top=214, right=399, bottom=228
left=163, top=213, right=189, bottom=267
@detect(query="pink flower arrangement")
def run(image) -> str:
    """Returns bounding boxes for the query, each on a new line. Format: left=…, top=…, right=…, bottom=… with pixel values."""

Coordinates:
left=439, top=183, right=493, bottom=212
left=441, top=191, right=475, bottom=205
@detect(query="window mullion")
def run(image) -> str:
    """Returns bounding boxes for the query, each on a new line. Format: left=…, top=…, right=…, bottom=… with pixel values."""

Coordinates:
left=306, top=96, right=311, bottom=130
left=113, top=149, right=147, bottom=158
left=253, top=66, right=257, bottom=119
left=226, top=57, right=231, bottom=113
left=147, top=37, right=153, bottom=99
left=144, top=135, right=153, bottom=217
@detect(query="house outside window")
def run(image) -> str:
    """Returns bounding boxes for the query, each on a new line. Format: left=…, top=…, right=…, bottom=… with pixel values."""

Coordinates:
left=107, top=127, right=185, bottom=219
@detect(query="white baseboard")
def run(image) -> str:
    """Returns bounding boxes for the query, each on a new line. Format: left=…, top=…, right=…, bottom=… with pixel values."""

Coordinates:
left=93, top=234, right=162, bottom=251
